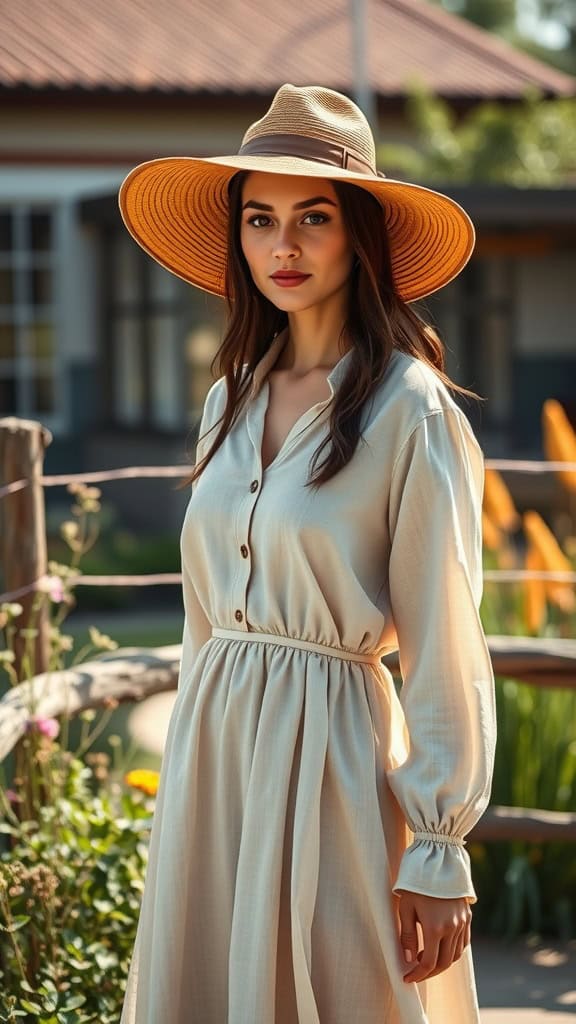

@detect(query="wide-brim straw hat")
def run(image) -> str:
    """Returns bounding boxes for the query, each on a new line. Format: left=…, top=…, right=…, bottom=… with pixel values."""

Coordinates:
left=118, top=83, right=475, bottom=303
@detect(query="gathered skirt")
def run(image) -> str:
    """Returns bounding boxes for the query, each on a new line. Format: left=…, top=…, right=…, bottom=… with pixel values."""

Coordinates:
left=120, top=627, right=481, bottom=1023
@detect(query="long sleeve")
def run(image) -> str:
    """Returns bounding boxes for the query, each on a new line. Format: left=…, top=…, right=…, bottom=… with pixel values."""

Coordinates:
left=385, top=407, right=496, bottom=903
left=176, top=386, right=220, bottom=693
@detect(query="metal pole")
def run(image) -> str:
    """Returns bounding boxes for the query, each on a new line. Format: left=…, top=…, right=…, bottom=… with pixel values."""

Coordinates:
left=349, top=0, right=378, bottom=141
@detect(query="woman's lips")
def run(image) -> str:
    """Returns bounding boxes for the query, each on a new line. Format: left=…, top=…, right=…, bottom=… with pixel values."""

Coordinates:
left=270, top=273, right=312, bottom=288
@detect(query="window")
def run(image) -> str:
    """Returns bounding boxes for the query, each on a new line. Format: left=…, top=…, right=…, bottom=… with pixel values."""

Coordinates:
left=421, top=255, right=514, bottom=444
left=104, top=230, right=223, bottom=431
left=0, top=207, right=59, bottom=421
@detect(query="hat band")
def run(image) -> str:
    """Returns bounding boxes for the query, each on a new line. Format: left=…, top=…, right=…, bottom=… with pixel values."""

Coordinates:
left=238, top=133, right=381, bottom=177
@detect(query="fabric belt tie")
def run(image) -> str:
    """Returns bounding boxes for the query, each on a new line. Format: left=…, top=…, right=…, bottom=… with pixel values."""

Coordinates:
left=211, top=627, right=383, bottom=665
left=238, top=133, right=386, bottom=178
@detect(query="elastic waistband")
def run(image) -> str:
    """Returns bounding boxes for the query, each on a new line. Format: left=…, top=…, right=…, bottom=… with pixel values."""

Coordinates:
left=211, top=627, right=382, bottom=665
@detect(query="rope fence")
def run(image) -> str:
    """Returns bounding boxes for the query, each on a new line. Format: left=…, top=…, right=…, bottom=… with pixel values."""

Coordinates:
left=3, top=456, right=576, bottom=502
left=1, top=457, right=576, bottom=605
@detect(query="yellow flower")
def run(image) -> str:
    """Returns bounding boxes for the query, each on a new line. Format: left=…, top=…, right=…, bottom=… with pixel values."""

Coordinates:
left=89, top=626, right=118, bottom=651
left=124, top=769, right=160, bottom=796
left=483, top=468, right=520, bottom=532
left=542, top=399, right=576, bottom=495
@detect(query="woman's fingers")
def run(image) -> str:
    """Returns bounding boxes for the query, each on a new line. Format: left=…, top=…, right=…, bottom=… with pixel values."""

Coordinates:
left=397, top=894, right=420, bottom=968
left=452, top=915, right=471, bottom=965
left=406, top=917, right=471, bottom=982
left=398, top=891, right=473, bottom=983
left=423, top=928, right=463, bottom=980
left=403, top=927, right=442, bottom=983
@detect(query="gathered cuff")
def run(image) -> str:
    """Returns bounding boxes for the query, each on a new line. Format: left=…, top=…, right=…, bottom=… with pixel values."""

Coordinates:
left=392, top=829, right=478, bottom=903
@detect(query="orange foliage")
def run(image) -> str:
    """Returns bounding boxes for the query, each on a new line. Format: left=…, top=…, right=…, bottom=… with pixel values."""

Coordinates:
left=524, top=543, right=547, bottom=633
left=483, top=468, right=520, bottom=532
left=523, top=510, right=575, bottom=613
left=542, top=399, right=576, bottom=495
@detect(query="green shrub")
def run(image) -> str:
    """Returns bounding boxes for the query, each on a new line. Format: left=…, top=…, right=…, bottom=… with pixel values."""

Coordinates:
left=468, top=673, right=576, bottom=939
left=0, top=747, right=151, bottom=1023
left=0, top=481, right=154, bottom=1021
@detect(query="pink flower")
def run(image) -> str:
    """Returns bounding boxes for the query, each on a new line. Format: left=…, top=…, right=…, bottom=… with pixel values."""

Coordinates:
left=26, top=716, right=60, bottom=740
left=39, top=575, right=65, bottom=603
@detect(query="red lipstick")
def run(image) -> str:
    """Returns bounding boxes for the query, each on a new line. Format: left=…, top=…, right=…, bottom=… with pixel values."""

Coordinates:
left=270, top=271, right=311, bottom=288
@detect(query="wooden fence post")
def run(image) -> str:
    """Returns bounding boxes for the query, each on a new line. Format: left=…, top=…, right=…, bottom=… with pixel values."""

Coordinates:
left=0, top=417, right=52, bottom=681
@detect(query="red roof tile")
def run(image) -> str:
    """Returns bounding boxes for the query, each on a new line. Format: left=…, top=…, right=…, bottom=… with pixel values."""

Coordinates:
left=1, top=0, right=574, bottom=98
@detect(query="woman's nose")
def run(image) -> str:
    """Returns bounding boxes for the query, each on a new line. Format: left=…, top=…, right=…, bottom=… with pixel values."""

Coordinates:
left=272, top=226, right=301, bottom=259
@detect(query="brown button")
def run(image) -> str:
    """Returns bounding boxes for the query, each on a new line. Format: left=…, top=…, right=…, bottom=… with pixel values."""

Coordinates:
left=240, top=544, right=249, bottom=558
left=250, top=479, right=259, bottom=493
left=234, top=609, right=243, bottom=622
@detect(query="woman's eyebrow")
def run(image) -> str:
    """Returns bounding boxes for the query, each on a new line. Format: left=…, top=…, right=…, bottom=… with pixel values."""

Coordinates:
left=242, top=196, right=338, bottom=211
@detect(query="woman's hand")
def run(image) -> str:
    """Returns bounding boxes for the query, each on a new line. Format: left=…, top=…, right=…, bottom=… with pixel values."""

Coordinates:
left=394, top=889, right=472, bottom=983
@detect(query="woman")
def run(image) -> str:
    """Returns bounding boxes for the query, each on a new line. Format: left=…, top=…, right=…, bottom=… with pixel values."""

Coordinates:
left=118, top=84, right=496, bottom=1023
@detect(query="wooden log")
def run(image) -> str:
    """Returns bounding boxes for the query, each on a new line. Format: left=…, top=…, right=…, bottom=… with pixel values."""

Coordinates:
left=2, top=651, right=575, bottom=844
left=469, top=804, right=576, bottom=842
left=0, top=645, right=181, bottom=762
left=383, top=634, right=576, bottom=689
left=1, top=642, right=576, bottom=844
left=1, top=633, right=576, bottom=762
left=0, top=417, right=52, bottom=678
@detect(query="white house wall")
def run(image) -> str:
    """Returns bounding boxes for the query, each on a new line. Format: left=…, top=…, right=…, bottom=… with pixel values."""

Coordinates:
left=0, top=106, right=413, bottom=160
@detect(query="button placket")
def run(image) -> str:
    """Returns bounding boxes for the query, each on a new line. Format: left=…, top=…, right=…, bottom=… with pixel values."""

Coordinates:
left=230, top=339, right=353, bottom=630
left=232, top=465, right=262, bottom=628
left=237, top=464, right=265, bottom=627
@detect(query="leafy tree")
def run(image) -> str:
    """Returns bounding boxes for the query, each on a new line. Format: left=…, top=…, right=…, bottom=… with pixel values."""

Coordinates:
left=533, top=0, right=575, bottom=47
left=434, top=0, right=516, bottom=33
left=532, top=0, right=576, bottom=72
left=429, top=0, right=576, bottom=74
left=378, top=78, right=576, bottom=184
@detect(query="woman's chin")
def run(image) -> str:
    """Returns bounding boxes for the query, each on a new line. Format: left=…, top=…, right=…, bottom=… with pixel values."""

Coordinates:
left=262, top=291, right=317, bottom=313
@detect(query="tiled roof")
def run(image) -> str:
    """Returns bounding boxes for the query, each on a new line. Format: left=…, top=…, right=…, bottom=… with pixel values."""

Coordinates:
left=1, top=0, right=574, bottom=99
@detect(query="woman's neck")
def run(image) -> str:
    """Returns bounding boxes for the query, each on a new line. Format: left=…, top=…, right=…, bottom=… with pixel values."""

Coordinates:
left=278, top=305, right=351, bottom=375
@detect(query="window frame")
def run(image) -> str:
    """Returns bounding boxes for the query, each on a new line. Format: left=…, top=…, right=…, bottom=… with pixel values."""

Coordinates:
left=101, top=225, right=224, bottom=434
left=0, top=202, right=65, bottom=432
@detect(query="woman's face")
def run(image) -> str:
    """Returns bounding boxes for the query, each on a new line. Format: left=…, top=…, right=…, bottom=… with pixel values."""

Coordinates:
left=239, top=172, right=354, bottom=313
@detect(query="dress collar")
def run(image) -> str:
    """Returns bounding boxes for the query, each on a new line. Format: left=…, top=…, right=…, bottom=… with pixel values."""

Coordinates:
left=248, top=328, right=355, bottom=400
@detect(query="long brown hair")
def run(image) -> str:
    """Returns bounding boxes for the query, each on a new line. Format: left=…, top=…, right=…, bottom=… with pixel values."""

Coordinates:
left=178, top=171, right=482, bottom=492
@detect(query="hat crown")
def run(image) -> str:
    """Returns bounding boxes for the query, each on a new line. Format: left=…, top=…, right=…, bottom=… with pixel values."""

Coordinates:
left=241, top=84, right=376, bottom=173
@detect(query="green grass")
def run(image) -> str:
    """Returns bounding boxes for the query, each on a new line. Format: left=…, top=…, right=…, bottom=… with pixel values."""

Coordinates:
left=64, top=620, right=184, bottom=651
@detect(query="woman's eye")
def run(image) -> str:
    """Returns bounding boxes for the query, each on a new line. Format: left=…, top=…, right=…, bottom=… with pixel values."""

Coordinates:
left=246, top=212, right=329, bottom=228
left=303, top=212, right=328, bottom=225
left=247, top=214, right=271, bottom=228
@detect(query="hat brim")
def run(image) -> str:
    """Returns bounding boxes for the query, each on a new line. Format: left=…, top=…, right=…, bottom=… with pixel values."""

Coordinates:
left=118, top=154, right=475, bottom=302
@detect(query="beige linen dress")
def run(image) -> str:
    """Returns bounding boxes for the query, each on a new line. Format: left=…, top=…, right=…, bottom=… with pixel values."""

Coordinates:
left=120, top=329, right=496, bottom=1024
